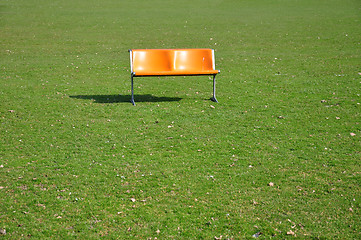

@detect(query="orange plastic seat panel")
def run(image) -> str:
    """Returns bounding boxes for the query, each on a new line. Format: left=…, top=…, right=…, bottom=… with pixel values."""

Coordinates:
left=173, top=49, right=215, bottom=73
left=132, top=49, right=172, bottom=74
left=131, top=49, right=219, bottom=76
left=134, top=70, right=219, bottom=76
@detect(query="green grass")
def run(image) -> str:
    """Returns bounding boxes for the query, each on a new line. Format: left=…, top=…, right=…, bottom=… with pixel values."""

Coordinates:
left=1, top=0, right=361, bottom=238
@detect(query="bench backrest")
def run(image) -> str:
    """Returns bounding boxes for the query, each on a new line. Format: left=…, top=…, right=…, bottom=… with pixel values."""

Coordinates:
left=130, top=49, right=217, bottom=75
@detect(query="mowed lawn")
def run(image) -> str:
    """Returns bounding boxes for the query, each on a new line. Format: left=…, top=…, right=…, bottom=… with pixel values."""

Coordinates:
left=1, top=0, right=360, bottom=238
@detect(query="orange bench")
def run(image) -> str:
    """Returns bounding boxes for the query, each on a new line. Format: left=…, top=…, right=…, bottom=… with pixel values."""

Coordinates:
left=129, top=48, right=220, bottom=105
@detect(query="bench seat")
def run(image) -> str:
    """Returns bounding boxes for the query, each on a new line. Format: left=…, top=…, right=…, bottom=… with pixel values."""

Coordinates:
left=133, top=69, right=220, bottom=77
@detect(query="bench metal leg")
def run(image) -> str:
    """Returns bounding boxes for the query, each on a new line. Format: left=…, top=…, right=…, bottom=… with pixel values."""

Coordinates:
left=131, top=75, right=135, bottom=106
left=210, top=74, right=218, bottom=103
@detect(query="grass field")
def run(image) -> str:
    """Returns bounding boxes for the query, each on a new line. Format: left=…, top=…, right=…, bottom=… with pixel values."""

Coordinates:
left=1, top=0, right=361, bottom=238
